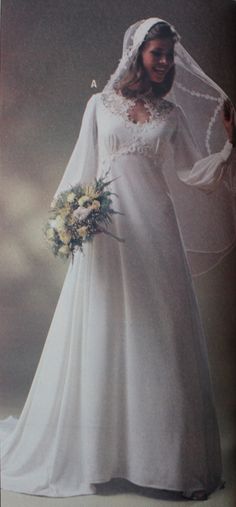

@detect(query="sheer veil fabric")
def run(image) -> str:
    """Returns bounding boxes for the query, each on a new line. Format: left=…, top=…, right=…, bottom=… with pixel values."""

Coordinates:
left=0, top=16, right=236, bottom=500
left=54, top=17, right=236, bottom=276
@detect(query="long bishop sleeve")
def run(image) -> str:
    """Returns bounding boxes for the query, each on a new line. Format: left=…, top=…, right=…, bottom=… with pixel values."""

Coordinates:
left=172, top=105, right=236, bottom=195
left=166, top=104, right=236, bottom=276
left=53, top=94, right=98, bottom=199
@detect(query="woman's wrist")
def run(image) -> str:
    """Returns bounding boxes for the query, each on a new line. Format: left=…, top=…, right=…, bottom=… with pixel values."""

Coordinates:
left=220, top=139, right=233, bottom=161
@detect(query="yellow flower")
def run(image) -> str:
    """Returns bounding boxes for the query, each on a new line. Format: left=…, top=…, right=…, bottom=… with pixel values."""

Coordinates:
left=84, top=185, right=100, bottom=199
left=78, top=195, right=90, bottom=206
left=60, top=206, right=70, bottom=219
left=58, top=245, right=70, bottom=256
left=46, top=228, right=55, bottom=240
left=67, top=192, right=76, bottom=203
left=55, top=215, right=65, bottom=230
left=78, top=226, right=88, bottom=238
left=58, top=230, right=71, bottom=244
left=91, top=199, right=100, bottom=210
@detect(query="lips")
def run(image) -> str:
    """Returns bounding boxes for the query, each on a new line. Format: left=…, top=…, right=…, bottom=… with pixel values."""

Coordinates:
left=151, top=69, right=166, bottom=80
left=153, top=68, right=166, bottom=73
left=150, top=69, right=166, bottom=83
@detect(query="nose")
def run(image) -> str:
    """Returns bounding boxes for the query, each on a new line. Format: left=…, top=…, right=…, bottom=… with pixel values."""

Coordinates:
left=158, top=54, right=168, bottom=65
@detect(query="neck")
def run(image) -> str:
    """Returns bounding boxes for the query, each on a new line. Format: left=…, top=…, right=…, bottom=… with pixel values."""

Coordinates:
left=114, top=87, right=161, bottom=101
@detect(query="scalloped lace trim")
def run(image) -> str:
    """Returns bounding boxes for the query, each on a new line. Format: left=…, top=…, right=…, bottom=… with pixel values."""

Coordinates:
left=100, top=89, right=175, bottom=129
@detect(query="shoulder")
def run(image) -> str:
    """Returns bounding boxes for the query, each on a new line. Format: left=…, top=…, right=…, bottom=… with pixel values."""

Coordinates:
left=170, top=102, right=187, bottom=119
left=167, top=103, right=190, bottom=129
left=86, top=92, right=102, bottom=106
left=161, top=100, right=184, bottom=114
left=167, top=103, right=188, bottom=142
left=82, top=92, right=102, bottom=120
left=83, top=92, right=101, bottom=112
left=158, top=98, right=177, bottom=119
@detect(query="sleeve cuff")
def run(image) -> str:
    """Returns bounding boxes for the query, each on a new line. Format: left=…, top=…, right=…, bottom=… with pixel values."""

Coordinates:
left=220, top=139, right=233, bottom=162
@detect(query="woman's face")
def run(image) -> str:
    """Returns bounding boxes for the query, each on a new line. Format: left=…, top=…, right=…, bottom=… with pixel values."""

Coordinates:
left=140, top=37, right=175, bottom=83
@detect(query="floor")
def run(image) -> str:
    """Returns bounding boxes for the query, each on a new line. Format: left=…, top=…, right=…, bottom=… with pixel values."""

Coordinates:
left=1, top=443, right=235, bottom=507
left=1, top=480, right=234, bottom=507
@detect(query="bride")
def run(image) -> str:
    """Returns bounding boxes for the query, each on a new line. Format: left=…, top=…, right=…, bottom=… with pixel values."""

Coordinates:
left=1, top=16, right=236, bottom=502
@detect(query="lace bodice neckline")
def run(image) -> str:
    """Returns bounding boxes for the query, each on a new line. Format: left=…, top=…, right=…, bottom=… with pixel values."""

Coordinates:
left=100, top=88, right=175, bottom=128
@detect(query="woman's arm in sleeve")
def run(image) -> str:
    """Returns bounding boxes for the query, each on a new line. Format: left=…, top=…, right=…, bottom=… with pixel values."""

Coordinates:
left=53, top=93, right=98, bottom=199
left=171, top=104, right=236, bottom=195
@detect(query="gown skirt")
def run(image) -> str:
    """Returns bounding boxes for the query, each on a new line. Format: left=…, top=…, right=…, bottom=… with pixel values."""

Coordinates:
left=0, top=152, right=222, bottom=497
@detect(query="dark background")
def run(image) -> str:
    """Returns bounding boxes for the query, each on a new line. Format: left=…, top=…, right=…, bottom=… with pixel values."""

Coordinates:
left=0, top=0, right=235, bottom=487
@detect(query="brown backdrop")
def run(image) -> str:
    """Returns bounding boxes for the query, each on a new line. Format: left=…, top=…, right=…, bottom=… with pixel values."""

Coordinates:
left=0, top=0, right=236, bottom=491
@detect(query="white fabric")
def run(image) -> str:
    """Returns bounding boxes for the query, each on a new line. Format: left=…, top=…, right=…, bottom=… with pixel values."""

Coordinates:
left=1, top=16, right=235, bottom=498
left=0, top=90, right=231, bottom=497
left=102, top=17, right=236, bottom=275
left=54, top=87, right=235, bottom=276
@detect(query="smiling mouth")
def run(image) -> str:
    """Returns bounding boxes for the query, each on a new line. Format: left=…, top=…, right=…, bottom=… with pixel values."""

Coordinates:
left=152, top=68, right=166, bottom=74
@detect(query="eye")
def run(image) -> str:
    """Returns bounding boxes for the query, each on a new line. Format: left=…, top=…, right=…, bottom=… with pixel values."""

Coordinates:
left=151, top=50, right=174, bottom=60
left=151, top=50, right=161, bottom=57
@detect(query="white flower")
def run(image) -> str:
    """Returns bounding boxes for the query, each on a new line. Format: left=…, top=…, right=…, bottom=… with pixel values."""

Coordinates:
left=67, top=192, right=76, bottom=203
left=72, top=206, right=93, bottom=221
left=55, top=215, right=65, bottom=230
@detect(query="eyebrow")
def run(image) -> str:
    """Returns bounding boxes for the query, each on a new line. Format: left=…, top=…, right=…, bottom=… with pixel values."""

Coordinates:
left=151, top=48, right=174, bottom=52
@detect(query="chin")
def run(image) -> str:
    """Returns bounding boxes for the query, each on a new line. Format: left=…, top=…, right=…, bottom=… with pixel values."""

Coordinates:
left=149, top=74, right=165, bottom=84
left=151, top=77, right=164, bottom=84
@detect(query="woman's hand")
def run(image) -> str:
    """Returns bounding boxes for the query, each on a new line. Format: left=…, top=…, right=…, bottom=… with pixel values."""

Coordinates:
left=222, top=98, right=236, bottom=147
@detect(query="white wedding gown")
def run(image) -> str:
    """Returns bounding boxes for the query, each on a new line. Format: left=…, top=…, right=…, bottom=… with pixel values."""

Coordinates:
left=0, top=90, right=234, bottom=497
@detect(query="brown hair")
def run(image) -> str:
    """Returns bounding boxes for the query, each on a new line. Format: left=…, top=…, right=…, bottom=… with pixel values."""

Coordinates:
left=114, top=22, right=179, bottom=99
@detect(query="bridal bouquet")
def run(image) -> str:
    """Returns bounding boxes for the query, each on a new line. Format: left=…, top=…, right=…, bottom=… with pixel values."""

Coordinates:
left=43, top=170, right=124, bottom=262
